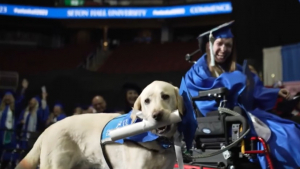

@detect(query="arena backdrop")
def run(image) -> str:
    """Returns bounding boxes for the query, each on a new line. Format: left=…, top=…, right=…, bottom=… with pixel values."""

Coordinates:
left=18, top=69, right=186, bottom=116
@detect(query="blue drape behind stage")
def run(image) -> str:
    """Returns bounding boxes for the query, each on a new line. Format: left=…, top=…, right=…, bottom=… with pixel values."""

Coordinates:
left=281, top=43, right=300, bottom=82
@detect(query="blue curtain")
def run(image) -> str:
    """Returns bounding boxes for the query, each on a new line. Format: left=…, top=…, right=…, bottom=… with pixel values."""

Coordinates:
left=281, top=43, right=300, bottom=82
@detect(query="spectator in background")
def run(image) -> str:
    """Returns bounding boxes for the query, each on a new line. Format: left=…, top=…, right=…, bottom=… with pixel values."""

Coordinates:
left=0, top=79, right=28, bottom=167
left=92, top=96, right=106, bottom=113
left=92, top=95, right=115, bottom=113
left=120, top=83, right=141, bottom=114
left=0, top=79, right=28, bottom=148
left=46, top=102, right=66, bottom=126
left=73, top=105, right=83, bottom=115
left=17, top=91, right=49, bottom=139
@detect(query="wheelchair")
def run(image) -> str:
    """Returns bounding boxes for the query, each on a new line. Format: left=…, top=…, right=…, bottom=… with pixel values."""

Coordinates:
left=172, top=45, right=284, bottom=169
left=177, top=87, right=274, bottom=169
left=175, top=53, right=300, bottom=169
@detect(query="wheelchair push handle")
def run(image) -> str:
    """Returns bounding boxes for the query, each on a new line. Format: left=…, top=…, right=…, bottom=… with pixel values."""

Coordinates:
left=225, top=115, right=248, bottom=136
left=192, top=87, right=229, bottom=101
left=185, top=49, right=201, bottom=64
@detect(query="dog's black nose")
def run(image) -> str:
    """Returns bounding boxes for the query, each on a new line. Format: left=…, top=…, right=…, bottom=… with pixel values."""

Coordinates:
left=152, top=111, right=163, bottom=121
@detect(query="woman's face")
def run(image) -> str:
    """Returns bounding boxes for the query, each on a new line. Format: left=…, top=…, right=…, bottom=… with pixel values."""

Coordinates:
left=53, top=106, right=62, bottom=116
left=213, top=38, right=233, bottom=63
left=126, top=90, right=139, bottom=106
left=3, top=94, right=13, bottom=105
left=73, top=107, right=82, bottom=115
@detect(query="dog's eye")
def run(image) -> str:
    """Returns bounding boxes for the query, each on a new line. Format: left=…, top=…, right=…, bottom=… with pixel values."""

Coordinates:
left=161, top=94, right=170, bottom=100
left=145, top=98, right=150, bottom=104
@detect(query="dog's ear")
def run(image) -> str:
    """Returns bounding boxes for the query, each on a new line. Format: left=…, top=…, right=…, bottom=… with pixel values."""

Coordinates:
left=174, top=87, right=184, bottom=116
left=133, top=95, right=141, bottom=111
left=130, top=95, right=141, bottom=123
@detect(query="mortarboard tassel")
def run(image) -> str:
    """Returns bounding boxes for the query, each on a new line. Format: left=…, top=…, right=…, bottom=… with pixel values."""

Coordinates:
left=209, top=31, right=215, bottom=67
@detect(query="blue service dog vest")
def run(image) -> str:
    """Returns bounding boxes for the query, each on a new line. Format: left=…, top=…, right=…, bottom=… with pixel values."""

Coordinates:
left=101, top=111, right=172, bottom=149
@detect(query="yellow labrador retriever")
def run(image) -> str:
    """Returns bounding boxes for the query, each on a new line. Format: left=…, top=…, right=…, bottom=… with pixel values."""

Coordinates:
left=15, top=81, right=184, bottom=169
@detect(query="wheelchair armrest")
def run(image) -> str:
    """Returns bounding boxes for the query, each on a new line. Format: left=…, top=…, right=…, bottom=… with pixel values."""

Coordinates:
left=192, top=87, right=229, bottom=101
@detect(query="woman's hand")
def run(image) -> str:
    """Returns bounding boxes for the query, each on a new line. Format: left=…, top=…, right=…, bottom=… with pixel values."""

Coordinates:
left=46, top=113, right=55, bottom=124
left=42, top=92, right=48, bottom=100
left=278, top=89, right=290, bottom=99
left=22, top=79, right=29, bottom=89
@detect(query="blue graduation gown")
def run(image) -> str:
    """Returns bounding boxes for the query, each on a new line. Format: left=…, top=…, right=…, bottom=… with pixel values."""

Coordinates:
left=180, top=54, right=300, bottom=169
left=0, top=94, right=24, bottom=146
left=56, top=113, right=66, bottom=121
left=17, top=105, right=50, bottom=149
left=0, top=94, right=25, bottom=162
left=47, top=113, right=66, bottom=127
left=18, top=106, right=50, bottom=132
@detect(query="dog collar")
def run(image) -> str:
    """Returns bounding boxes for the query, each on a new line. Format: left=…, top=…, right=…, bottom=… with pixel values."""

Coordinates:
left=157, top=137, right=174, bottom=149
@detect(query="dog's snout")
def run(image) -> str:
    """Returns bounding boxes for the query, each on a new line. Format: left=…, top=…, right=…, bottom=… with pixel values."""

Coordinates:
left=152, top=111, right=163, bottom=121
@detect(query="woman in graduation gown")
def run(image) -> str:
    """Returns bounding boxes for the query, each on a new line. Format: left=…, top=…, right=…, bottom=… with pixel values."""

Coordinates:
left=17, top=92, right=49, bottom=150
left=0, top=79, right=28, bottom=167
left=179, top=21, right=300, bottom=169
left=0, top=80, right=28, bottom=147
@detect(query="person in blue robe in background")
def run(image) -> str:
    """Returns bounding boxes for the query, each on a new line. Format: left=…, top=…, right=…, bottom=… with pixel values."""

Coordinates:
left=179, top=21, right=300, bottom=169
left=73, top=104, right=84, bottom=115
left=46, top=102, right=66, bottom=127
left=0, top=79, right=28, bottom=166
left=17, top=91, right=49, bottom=150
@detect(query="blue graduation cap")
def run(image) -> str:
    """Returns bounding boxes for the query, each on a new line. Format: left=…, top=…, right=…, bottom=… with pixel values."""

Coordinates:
left=54, top=102, right=64, bottom=109
left=2, top=90, right=14, bottom=99
left=197, top=20, right=234, bottom=66
left=4, top=90, right=13, bottom=96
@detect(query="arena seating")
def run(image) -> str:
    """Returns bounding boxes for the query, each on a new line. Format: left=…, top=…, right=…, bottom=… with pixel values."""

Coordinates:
left=98, top=41, right=199, bottom=74
left=0, top=43, right=97, bottom=74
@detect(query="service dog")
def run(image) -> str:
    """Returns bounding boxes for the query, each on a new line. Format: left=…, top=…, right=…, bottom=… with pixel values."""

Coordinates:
left=15, top=81, right=184, bottom=169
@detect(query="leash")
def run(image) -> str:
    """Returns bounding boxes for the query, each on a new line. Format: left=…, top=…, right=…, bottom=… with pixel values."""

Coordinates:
left=100, top=143, right=113, bottom=169
left=100, top=119, right=114, bottom=169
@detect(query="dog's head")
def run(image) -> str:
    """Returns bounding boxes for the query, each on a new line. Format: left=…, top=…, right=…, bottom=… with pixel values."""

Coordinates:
left=131, top=81, right=184, bottom=138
